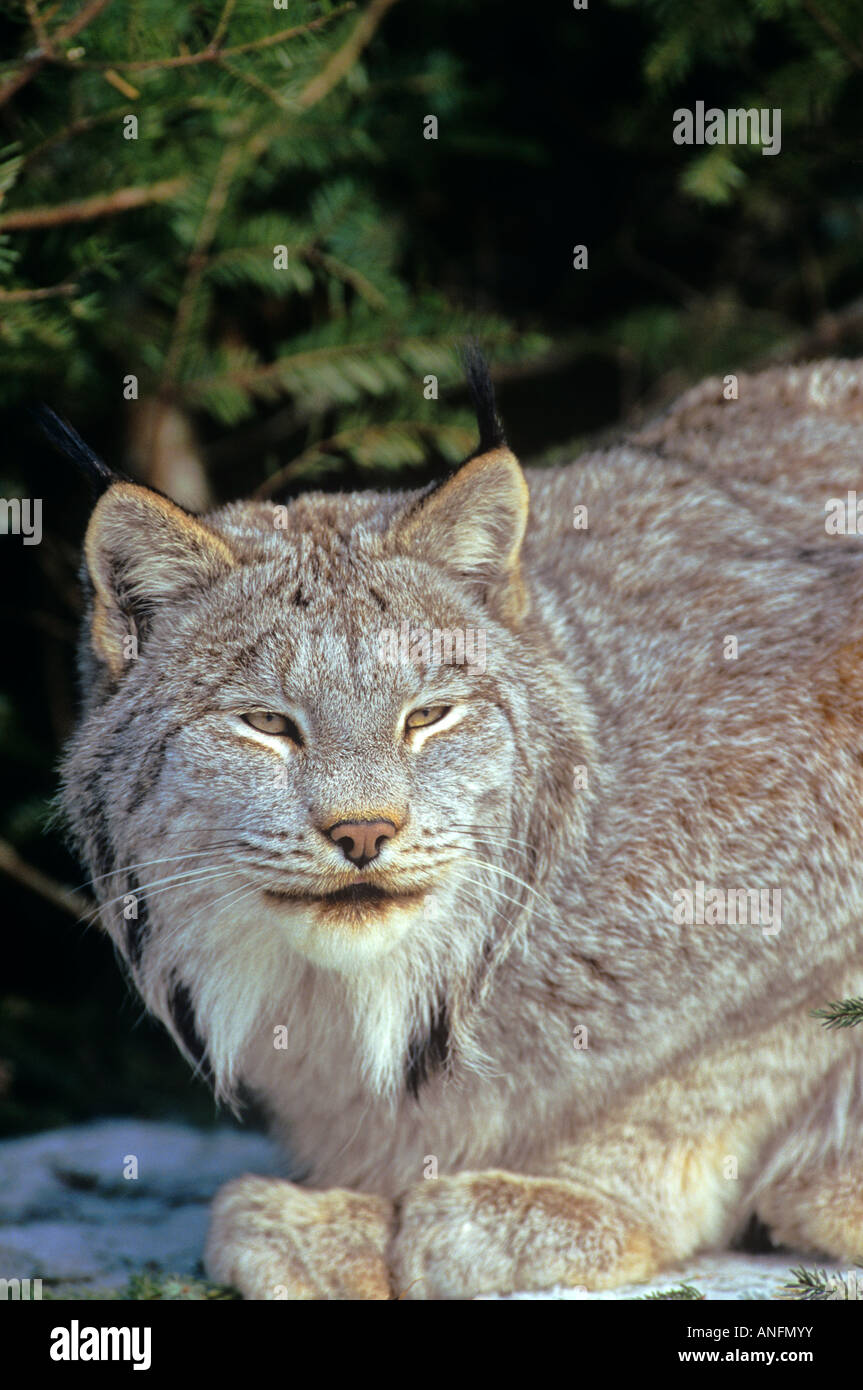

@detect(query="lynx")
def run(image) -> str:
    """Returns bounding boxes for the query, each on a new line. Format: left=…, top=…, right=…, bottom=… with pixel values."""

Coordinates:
left=57, top=355, right=863, bottom=1299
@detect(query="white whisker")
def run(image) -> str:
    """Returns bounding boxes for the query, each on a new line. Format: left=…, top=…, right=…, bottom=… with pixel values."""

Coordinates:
left=93, top=870, right=243, bottom=928
left=78, top=845, right=241, bottom=892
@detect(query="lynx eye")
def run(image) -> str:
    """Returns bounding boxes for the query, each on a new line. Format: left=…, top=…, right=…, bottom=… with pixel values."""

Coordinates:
left=405, top=705, right=451, bottom=731
left=241, top=711, right=302, bottom=742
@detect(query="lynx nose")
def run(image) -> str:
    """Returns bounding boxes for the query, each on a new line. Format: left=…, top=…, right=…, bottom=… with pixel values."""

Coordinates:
left=327, top=820, right=398, bottom=868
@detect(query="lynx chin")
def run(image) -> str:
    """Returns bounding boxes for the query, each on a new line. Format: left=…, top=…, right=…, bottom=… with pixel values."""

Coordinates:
left=56, top=354, right=863, bottom=1298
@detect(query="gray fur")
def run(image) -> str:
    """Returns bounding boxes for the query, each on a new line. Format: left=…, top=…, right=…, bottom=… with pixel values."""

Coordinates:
left=61, top=361, right=863, bottom=1297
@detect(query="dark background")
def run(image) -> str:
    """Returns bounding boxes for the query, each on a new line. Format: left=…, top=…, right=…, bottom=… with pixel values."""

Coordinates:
left=1, top=0, right=862, bottom=1135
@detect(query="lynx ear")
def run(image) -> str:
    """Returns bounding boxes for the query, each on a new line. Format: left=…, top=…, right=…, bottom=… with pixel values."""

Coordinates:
left=392, top=448, right=530, bottom=626
left=84, top=482, right=236, bottom=675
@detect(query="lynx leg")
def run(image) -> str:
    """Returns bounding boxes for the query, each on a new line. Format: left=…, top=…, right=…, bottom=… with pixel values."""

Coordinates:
left=751, top=1052, right=863, bottom=1263
left=389, top=1085, right=777, bottom=1299
left=756, top=1166, right=863, bottom=1264
left=205, top=1175, right=395, bottom=1300
left=389, top=1169, right=671, bottom=1299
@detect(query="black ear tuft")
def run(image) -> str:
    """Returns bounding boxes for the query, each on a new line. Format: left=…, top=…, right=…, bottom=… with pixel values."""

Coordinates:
left=460, top=340, right=507, bottom=455
left=31, top=405, right=129, bottom=498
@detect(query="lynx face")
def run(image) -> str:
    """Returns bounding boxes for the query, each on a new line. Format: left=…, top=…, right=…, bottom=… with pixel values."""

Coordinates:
left=120, top=535, right=523, bottom=973
left=61, top=441, right=585, bottom=1098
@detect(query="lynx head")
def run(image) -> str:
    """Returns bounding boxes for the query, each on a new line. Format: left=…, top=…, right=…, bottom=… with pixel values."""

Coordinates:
left=57, top=359, right=593, bottom=1101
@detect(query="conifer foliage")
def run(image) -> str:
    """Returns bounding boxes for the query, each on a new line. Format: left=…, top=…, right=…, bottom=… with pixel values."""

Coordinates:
left=0, top=0, right=536, bottom=486
left=812, top=997, right=863, bottom=1030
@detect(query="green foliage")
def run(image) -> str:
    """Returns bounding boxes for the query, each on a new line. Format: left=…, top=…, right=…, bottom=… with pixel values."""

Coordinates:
left=811, top=997, right=863, bottom=1030
left=780, top=1265, right=862, bottom=1300
left=41, top=1271, right=242, bottom=1299
left=640, top=1283, right=705, bottom=1300
left=616, top=0, right=858, bottom=120
left=598, top=0, right=863, bottom=388
left=680, top=148, right=746, bottom=206
left=0, top=0, right=540, bottom=471
left=119, top=1272, right=241, bottom=1300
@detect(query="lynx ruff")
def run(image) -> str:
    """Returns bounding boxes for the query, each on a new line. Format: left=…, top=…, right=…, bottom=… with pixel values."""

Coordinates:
left=59, top=356, right=863, bottom=1298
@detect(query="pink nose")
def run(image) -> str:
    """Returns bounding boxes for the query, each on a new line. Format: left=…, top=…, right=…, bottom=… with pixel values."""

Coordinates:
left=326, top=820, right=398, bottom=868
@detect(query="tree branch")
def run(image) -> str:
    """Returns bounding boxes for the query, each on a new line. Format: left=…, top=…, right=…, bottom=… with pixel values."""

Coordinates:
left=54, top=0, right=116, bottom=43
left=24, top=0, right=50, bottom=51
left=217, top=57, right=293, bottom=113
left=297, top=0, right=400, bottom=110
left=70, top=6, right=354, bottom=72
left=0, top=0, right=115, bottom=108
left=0, top=837, right=93, bottom=920
left=209, top=0, right=238, bottom=52
left=0, top=280, right=78, bottom=302
left=253, top=420, right=473, bottom=497
left=0, top=177, right=187, bottom=231
left=161, top=144, right=247, bottom=385
left=301, top=246, right=388, bottom=309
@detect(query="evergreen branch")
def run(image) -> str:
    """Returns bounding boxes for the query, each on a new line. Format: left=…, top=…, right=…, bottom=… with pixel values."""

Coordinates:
left=780, top=1266, right=832, bottom=1301
left=811, top=997, right=863, bottom=1030
left=780, top=1266, right=862, bottom=1300
left=297, top=0, right=401, bottom=110
left=217, top=57, right=294, bottom=114
left=68, top=7, right=354, bottom=72
left=301, top=247, right=389, bottom=310
left=53, top=0, right=115, bottom=43
left=102, top=68, right=141, bottom=100
left=209, top=0, right=238, bottom=52
left=24, top=0, right=50, bottom=50
left=254, top=420, right=475, bottom=495
left=160, top=25, right=370, bottom=386
left=640, top=1283, right=705, bottom=1300
left=0, top=0, right=115, bottom=107
left=20, top=107, right=136, bottom=167
left=0, top=177, right=188, bottom=231
left=0, top=280, right=78, bottom=302
left=0, top=837, right=93, bottom=920
left=20, top=99, right=231, bottom=169
left=185, top=335, right=458, bottom=394
left=161, top=143, right=249, bottom=384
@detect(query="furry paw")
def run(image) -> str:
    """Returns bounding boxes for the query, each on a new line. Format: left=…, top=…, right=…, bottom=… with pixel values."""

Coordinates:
left=390, top=1170, right=665, bottom=1299
left=205, top=1174, right=395, bottom=1300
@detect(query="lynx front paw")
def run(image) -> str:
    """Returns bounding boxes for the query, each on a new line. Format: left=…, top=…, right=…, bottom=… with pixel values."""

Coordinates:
left=205, top=1175, right=395, bottom=1300
left=390, top=1170, right=666, bottom=1299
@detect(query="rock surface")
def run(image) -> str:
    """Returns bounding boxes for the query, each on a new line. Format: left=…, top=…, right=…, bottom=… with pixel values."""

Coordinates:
left=0, top=1119, right=283, bottom=1288
left=0, top=1121, right=852, bottom=1298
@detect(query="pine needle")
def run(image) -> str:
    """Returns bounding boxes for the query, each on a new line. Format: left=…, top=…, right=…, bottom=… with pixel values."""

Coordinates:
left=640, top=1283, right=705, bottom=1300
left=780, top=1266, right=863, bottom=1301
left=811, top=997, right=863, bottom=1030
